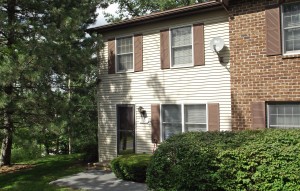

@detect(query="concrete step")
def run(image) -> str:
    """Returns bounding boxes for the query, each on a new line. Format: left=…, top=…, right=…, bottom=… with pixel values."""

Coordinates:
left=87, top=160, right=111, bottom=171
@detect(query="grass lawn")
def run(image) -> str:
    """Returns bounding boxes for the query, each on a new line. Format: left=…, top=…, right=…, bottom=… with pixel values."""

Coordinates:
left=0, top=154, right=86, bottom=191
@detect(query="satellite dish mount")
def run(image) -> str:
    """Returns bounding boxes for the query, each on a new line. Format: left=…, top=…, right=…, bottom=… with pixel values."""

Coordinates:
left=210, top=37, right=225, bottom=63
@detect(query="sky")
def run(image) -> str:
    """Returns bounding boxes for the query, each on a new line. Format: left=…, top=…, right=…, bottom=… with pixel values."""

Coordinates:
left=91, top=3, right=118, bottom=27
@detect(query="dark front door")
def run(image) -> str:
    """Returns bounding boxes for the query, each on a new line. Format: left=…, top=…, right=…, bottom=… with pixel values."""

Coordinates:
left=117, top=105, right=135, bottom=155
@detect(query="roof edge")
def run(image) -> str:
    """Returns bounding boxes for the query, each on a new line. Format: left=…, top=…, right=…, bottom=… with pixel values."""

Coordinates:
left=86, top=1, right=223, bottom=34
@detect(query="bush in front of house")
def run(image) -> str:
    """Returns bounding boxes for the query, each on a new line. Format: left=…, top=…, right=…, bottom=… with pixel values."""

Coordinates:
left=146, top=131, right=241, bottom=191
left=146, top=129, right=300, bottom=191
left=110, top=154, right=152, bottom=183
left=218, top=129, right=300, bottom=191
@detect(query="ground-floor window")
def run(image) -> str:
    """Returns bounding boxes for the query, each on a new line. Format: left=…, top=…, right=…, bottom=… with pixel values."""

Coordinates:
left=267, top=103, right=300, bottom=129
left=161, top=104, right=207, bottom=140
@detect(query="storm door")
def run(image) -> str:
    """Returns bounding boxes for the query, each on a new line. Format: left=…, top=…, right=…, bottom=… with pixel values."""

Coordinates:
left=117, top=105, right=135, bottom=155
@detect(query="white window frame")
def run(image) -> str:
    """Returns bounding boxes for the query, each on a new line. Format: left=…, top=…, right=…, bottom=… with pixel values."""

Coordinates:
left=160, top=103, right=207, bottom=142
left=267, top=103, right=300, bottom=129
left=115, top=35, right=134, bottom=73
left=169, top=25, right=194, bottom=68
left=281, top=2, right=300, bottom=55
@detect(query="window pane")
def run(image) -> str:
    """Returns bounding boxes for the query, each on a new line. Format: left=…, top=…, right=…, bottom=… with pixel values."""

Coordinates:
left=286, top=29, right=294, bottom=41
left=172, top=45, right=192, bottom=66
left=284, top=14, right=300, bottom=28
left=294, top=28, right=300, bottom=39
left=185, top=124, right=206, bottom=132
left=278, top=105, right=285, bottom=114
left=162, top=105, right=182, bottom=140
left=163, top=123, right=182, bottom=139
left=284, top=29, right=300, bottom=52
left=269, top=114, right=277, bottom=127
left=117, top=54, right=133, bottom=71
left=116, top=37, right=133, bottom=72
left=117, top=37, right=133, bottom=54
left=184, top=105, right=206, bottom=132
left=286, top=105, right=293, bottom=114
left=268, top=103, right=300, bottom=128
left=285, top=40, right=294, bottom=51
left=283, top=3, right=300, bottom=52
left=185, top=105, right=206, bottom=123
left=292, top=14, right=300, bottom=26
left=284, top=16, right=292, bottom=28
left=277, top=115, right=285, bottom=126
left=283, top=3, right=300, bottom=18
left=286, top=115, right=294, bottom=126
left=268, top=105, right=277, bottom=114
left=294, top=105, right=300, bottom=114
left=118, top=131, right=134, bottom=155
left=171, top=26, right=192, bottom=47
left=294, top=39, right=300, bottom=50
left=171, top=26, right=192, bottom=67
left=294, top=115, right=300, bottom=126
left=162, top=105, right=181, bottom=123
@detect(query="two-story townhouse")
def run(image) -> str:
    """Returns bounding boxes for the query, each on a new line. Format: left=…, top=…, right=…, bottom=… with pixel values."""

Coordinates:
left=228, top=0, right=300, bottom=130
left=87, top=1, right=231, bottom=161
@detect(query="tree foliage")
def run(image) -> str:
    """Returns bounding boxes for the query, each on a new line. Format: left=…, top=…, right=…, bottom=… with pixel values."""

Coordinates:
left=104, top=0, right=210, bottom=23
left=0, top=0, right=105, bottom=165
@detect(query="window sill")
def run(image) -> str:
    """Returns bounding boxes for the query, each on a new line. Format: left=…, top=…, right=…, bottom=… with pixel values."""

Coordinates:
left=282, top=54, right=300, bottom=59
left=169, top=64, right=194, bottom=70
left=116, top=71, right=135, bottom=74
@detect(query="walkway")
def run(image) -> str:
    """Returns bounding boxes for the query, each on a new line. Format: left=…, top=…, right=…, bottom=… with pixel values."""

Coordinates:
left=50, top=170, right=147, bottom=191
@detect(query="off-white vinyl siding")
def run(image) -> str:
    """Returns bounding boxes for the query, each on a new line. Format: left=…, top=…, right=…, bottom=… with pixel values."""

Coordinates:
left=97, top=10, right=231, bottom=161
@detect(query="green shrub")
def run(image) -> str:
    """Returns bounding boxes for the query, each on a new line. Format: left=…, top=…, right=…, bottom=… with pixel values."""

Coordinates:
left=111, top=154, right=152, bottom=183
left=218, top=129, right=300, bottom=191
left=146, top=129, right=300, bottom=191
left=11, top=141, right=44, bottom=163
left=146, top=131, right=240, bottom=191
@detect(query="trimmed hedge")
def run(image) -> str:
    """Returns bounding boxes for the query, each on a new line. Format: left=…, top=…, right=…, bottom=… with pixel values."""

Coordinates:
left=146, top=129, right=300, bottom=191
left=111, top=154, right=151, bottom=183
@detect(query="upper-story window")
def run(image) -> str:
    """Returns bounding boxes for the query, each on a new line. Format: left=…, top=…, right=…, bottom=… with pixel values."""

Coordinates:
left=171, top=26, right=193, bottom=67
left=160, top=24, right=204, bottom=69
left=282, top=2, right=300, bottom=54
left=116, top=36, right=133, bottom=72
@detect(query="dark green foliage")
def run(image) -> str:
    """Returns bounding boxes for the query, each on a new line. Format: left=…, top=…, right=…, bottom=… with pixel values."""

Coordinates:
left=11, top=142, right=43, bottom=163
left=0, top=0, right=105, bottom=165
left=111, top=154, right=152, bottom=183
left=218, top=129, right=300, bottom=191
left=146, top=129, right=300, bottom=191
left=105, top=0, right=210, bottom=23
left=146, top=131, right=229, bottom=191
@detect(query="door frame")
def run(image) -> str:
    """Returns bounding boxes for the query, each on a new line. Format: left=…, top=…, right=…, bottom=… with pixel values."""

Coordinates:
left=116, top=104, right=136, bottom=155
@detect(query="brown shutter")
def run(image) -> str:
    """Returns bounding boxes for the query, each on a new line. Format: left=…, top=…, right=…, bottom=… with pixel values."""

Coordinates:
left=160, top=29, right=170, bottom=69
left=134, top=34, right=143, bottom=72
left=266, top=6, right=282, bottom=56
left=251, top=102, right=266, bottom=129
left=208, top=103, right=220, bottom=131
left=193, top=23, right=205, bottom=66
left=108, top=38, right=116, bottom=74
left=151, top=104, right=160, bottom=143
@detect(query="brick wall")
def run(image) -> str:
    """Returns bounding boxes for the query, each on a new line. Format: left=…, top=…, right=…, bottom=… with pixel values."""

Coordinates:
left=229, top=0, right=300, bottom=130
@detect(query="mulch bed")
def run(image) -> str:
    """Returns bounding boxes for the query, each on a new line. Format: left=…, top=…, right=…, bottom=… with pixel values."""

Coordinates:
left=0, top=164, right=34, bottom=174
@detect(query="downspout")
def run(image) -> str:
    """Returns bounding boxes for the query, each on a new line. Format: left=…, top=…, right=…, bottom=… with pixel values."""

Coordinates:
left=95, top=32, right=103, bottom=162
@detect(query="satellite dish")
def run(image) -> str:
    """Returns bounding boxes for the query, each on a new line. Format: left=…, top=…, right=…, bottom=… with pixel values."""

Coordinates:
left=210, top=37, right=225, bottom=53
